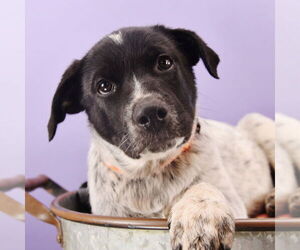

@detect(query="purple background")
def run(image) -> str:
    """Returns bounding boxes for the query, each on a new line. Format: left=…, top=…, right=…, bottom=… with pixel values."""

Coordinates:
left=26, top=1, right=274, bottom=249
left=0, top=1, right=25, bottom=250
left=276, top=0, right=300, bottom=119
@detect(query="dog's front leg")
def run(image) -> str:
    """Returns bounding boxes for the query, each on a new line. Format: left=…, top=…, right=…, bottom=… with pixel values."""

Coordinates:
left=169, top=183, right=235, bottom=250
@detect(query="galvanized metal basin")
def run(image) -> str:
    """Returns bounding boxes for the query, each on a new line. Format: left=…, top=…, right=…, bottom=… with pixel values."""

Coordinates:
left=26, top=175, right=300, bottom=250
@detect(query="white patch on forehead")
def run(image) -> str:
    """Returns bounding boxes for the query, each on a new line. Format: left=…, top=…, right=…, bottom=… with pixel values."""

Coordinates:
left=108, top=31, right=123, bottom=44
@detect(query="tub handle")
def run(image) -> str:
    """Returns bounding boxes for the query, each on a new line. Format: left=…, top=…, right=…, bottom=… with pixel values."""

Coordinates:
left=25, top=174, right=67, bottom=196
left=25, top=175, right=66, bottom=245
left=0, top=174, right=25, bottom=192
left=0, top=175, right=25, bottom=221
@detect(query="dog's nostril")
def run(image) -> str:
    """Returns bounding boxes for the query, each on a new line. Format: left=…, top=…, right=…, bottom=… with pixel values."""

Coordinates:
left=156, top=108, right=167, bottom=120
left=138, top=115, right=150, bottom=126
left=134, top=102, right=168, bottom=129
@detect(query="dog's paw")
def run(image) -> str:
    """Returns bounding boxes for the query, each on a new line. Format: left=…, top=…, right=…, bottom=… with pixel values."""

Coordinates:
left=289, top=188, right=300, bottom=217
left=265, top=189, right=275, bottom=217
left=169, top=200, right=235, bottom=250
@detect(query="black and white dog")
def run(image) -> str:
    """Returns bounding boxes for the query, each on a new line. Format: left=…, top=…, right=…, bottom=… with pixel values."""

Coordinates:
left=48, top=26, right=274, bottom=250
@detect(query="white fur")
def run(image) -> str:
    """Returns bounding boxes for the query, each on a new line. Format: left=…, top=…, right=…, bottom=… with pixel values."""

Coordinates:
left=133, top=74, right=142, bottom=98
left=89, top=126, right=185, bottom=172
left=275, top=114, right=300, bottom=212
left=238, top=113, right=275, bottom=167
left=132, top=74, right=151, bottom=101
left=169, top=183, right=235, bottom=249
left=276, top=114, right=300, bottom=169
left=108, top=31, right=123, bottom=44
left=139, top=136, right=185, bottom=161
left=88, top=114, right=274, bottom=219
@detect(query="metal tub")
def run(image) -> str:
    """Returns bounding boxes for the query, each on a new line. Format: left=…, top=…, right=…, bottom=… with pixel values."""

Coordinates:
left=26, top=175, right=300, bottom=250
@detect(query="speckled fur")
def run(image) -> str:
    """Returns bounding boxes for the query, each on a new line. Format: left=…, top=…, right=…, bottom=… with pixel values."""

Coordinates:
left=88, top=114, right=273, bottom=249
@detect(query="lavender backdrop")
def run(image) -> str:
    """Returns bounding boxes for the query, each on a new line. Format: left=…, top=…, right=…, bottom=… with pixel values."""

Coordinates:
left=0, top=1, right=25, bottom=250
left=26, top=1, right=274, bottom=249
left=276, top=0, right=300, bottom=119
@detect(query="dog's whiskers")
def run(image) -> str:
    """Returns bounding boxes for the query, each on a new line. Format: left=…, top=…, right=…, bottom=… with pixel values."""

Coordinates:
left=119, top=133, right=129, bottom=148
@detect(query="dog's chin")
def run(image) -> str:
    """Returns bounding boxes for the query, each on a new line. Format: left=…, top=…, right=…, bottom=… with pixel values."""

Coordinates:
left=120, top=135, right=187, bottom=160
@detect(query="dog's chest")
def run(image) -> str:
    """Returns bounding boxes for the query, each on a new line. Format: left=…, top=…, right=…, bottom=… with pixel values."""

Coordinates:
left=87, top=131, right=225, bottom=216
left=115, top=173, right=173, bottom=216
left=88, top=152, right=201, bottom=216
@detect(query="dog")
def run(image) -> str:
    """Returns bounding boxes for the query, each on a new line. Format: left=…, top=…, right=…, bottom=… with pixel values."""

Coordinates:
left=48, top=25, right=274, bottom=250
left=274, top=114, right=300, bottom=217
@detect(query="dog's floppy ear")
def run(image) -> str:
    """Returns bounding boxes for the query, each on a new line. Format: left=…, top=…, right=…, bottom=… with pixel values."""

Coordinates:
left=157, top=26, right=220, bottom=79
left=48, top=60, right=84, bottom=141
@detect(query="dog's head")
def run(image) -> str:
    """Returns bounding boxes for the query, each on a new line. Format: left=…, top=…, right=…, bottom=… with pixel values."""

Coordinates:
left=48, top=26, right=219, bottom=159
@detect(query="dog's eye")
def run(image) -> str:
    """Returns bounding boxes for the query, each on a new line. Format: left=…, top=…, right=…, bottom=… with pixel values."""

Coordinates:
left=157, top=55, right=173, bottom=71
left=96, top=80, right=116, bottom=96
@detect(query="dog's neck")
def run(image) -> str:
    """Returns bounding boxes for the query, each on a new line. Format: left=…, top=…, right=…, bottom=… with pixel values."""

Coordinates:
left=89, top=120, right=199, bottom=175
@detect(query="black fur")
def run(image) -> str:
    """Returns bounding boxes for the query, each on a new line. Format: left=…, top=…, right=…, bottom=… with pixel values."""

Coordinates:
left=48, top=25, right=219, bottom=158
left=48, top=60, right=84, bottom=141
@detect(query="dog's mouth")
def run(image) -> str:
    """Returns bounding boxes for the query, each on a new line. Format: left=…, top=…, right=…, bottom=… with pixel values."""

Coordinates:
left=120, top=136, right=185, bottom=159
left=118, top=126, right=192, bottom=159
left=142, top=135, right=186, bottom=153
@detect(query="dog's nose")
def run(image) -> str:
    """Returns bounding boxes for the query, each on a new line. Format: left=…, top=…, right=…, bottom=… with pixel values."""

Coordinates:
left=133, top=100, right=168, bottom=130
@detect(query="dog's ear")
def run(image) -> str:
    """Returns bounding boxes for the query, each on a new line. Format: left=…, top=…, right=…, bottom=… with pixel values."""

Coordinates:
left=48, top=60, right=84, bottom=141
left=156, top=26, right=220, bottom=79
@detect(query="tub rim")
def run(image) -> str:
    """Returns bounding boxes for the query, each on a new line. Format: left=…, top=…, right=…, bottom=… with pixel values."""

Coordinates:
left=51, top=191, right=300, bottom=232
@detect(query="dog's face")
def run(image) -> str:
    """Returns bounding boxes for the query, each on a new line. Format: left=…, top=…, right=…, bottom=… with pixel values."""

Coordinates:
left=48, top=26, right=219, bottom=159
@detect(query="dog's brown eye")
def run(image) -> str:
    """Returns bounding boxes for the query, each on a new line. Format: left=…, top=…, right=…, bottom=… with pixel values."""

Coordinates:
left=157, top=55, right=173, bottom=71
left=96, top=80, right=115, bottom=96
